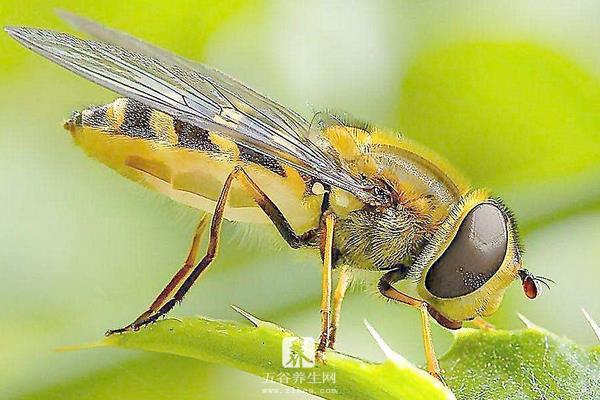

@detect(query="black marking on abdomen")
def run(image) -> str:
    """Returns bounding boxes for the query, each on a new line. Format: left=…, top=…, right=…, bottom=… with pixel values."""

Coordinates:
left=76, top=98, right=290, bottom=179
left=238, top=145, right=286, bottom=177
left=174, top=119, right=219, bottom=153
left=119, top=99, right=154, bottom=139
left=80, top=104, right=109, bottom=129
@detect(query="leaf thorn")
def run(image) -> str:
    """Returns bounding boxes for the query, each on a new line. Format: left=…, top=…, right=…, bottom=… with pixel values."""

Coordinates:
left=582, top=308, right=600, bottom=342
left=231, top=304, right=264, bottom=327
left=363, top=320, right=410, bottom=367
left=516, top=312, right=538, bottom=328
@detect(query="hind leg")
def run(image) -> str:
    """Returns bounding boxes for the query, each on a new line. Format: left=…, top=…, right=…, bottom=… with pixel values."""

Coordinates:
left=107, top=214, right=209, bottom=335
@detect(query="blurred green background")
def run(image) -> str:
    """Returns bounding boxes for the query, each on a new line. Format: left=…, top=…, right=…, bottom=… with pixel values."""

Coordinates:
left=1, top=1, right=599, bottom=399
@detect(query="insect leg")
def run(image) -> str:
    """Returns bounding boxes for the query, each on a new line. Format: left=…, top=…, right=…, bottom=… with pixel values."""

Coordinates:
left=111, top=168, right=238, bottom=332
left=471, top=317, right=496, bottom=331
left=378, top=270, right=444, bottom=383
left=232, top=168, right=317, bottom=248
left=107, top=167, right=317, bottom=334
left=107, top=167, right=319, bottom=334
left=316, top=212, right=335, bottom=362
left=236, top=168, right=337, bottom=356
left=327, top=265, right=350, bottom=350
left=107, top=215, right=209, bottom=335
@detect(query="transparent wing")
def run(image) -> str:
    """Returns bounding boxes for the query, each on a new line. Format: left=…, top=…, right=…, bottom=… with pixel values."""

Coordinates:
left=5, top=21, right=376, bottom=202
left=56, top=10, right=310, bottom=139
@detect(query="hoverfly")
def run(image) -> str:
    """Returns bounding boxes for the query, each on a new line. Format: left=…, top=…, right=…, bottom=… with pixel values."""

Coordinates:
left=6, top=11, right=551, bottom=381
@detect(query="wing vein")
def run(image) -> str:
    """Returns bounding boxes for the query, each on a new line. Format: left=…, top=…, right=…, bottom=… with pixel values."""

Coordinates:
left=5, top=22, right=378, bottom=203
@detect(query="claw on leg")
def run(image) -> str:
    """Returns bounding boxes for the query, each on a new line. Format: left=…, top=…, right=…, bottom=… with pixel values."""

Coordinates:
left=472, top=317, right=496, bottom=331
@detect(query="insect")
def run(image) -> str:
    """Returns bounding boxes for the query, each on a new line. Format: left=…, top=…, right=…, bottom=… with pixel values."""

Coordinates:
left=6, top=11, right=551, bottom=381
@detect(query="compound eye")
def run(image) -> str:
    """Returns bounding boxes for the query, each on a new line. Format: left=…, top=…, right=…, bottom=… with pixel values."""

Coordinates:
left=425, top=203, right=508, bottom=298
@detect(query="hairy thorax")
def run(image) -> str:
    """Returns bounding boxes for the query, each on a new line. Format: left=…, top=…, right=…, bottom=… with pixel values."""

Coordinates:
left=319, top=124, right=458, bottom=272
left=333, top=197, right=440, bottom=271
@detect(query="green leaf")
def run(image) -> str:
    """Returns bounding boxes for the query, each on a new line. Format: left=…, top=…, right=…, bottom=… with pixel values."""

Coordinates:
left=441, top=326, right=600, bottom=400
left=69, top=311, right=600, bottom=400
left=18, top=354, right=217, bottom=400
left=398, top=42, right=600, bottom=188
left=87, top=312, right=452, bottom=400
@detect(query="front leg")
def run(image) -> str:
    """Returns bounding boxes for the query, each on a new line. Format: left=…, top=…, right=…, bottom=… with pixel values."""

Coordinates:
left=378, top=270, right=446, bottom=382
left=471, top=317, right=495, bottom=331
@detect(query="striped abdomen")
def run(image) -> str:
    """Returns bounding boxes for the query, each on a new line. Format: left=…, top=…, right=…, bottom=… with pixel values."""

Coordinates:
left=64, top=98, right=322, bottom=231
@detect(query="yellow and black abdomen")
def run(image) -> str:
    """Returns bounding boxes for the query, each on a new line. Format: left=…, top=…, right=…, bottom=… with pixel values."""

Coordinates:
left=64, top=98, right=322, bottom=232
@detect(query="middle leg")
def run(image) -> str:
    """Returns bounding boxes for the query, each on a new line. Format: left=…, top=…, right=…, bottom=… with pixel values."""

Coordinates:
left=315, top=212, right=335, bottom=362
left=327, top=265, right=350, bottom=350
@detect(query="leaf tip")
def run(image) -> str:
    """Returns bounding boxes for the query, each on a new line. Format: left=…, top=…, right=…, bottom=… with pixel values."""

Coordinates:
left=55, top=340, right=108, bottom=353
left=363, top=320, right=410, bottom=367
left=582, top=308, right=600, bottom=342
